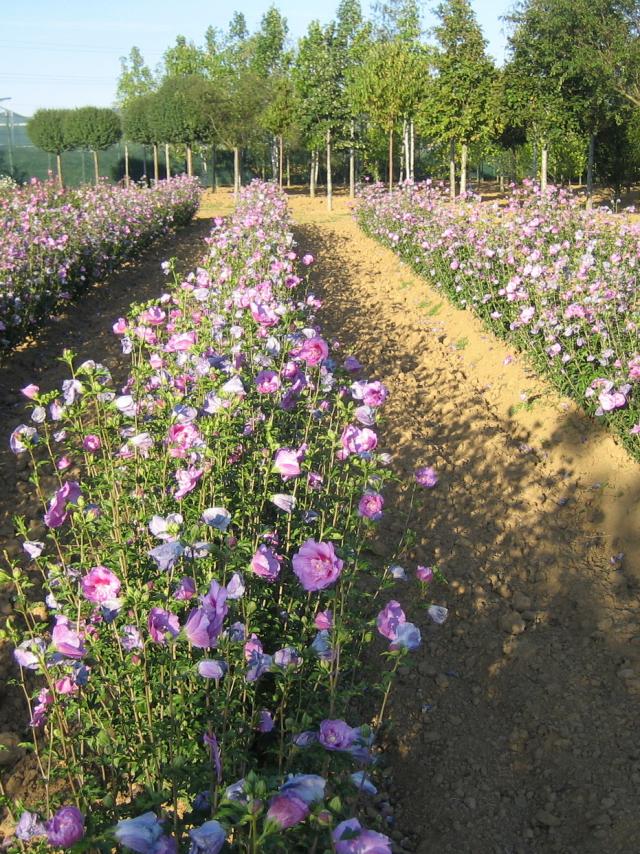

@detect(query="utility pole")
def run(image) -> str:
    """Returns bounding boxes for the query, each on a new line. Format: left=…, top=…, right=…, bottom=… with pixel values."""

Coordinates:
left=0, top=98, right=14, bottom=177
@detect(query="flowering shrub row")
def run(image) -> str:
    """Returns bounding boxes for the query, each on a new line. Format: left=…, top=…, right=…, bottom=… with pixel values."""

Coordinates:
left=0, top=176, right=201, bottom=350
left=357, top=181, right=640, bottom=458
left=5, top=182, right=439, bottom=852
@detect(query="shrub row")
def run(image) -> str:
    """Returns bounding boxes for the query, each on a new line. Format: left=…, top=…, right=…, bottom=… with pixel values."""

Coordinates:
left=357, top=181, right=640, bottom=459
left=0, top=176, right=201, bottom=350
left=5, top=181, right=440, bottom=852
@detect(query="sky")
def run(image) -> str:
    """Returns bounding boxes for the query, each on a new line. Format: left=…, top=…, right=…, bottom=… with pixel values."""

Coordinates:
left=1, top=0, right=513, bottom=117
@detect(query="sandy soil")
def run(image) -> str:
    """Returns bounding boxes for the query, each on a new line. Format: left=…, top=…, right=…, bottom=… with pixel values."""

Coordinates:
left=1, top=188, right=639, bottom=853
left=289, top=192, right=640, bottom=854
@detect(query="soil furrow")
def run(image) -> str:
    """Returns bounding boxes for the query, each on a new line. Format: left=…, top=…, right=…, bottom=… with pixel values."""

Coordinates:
left=290, top=194, right=640, bottom=854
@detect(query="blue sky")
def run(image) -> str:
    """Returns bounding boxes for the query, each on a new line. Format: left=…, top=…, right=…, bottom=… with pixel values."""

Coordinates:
left=1, top=0, right=513, bottom=116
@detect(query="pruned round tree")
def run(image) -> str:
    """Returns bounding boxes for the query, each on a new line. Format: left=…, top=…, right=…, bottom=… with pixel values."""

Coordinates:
left=148, top=76, right=218, bottom=177
left=122, top=94, right=159, bottom=182
left=63, top=107, right=122, bottom=184
left=27, top=108, right=73, bottom=186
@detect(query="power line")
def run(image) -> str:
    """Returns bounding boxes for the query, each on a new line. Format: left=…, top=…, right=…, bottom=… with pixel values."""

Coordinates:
left=0, top=40, right=164, bottom=57
left=0, top=73, right=117, bottom=83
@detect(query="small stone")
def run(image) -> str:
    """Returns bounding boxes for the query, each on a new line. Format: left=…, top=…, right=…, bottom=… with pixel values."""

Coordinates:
left=535, top=810, right=560, bottom=827
left=418, top=662, right=437, bottom=677
left=512, top=591, right=532, bottom=612
left=435, top=674, right=450, bottom=689
left=588, top=813, right=611, bottom=827
left=498, top=584, right=511, bottom=599
left=500, top=611, right=526, bottom=635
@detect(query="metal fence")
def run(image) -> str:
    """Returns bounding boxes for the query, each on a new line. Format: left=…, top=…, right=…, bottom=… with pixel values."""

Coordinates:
left=0, top=110, right=240, bottom=186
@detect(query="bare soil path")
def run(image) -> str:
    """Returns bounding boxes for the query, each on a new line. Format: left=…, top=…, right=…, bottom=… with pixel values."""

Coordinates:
left=289, top=194, right=640, bottom=854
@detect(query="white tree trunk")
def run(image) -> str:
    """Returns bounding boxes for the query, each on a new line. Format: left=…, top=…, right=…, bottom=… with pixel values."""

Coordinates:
left=234, top=146, right=241, bottom=197
left=449, top=139, right=456, bottom=200
left=460, top=143, right=468, bottom=195
left=402, top=119, right=409, bottom=183
left=165, top=143, right=171, bottom=179
left=409, top=119, right=415, bottom=181
left=326, top=128, right=333, bottom=211
left=587, top=133, right=595, bottom=203
left=124, top=143, right=130, bottom=186
left=541, top=144, right=548, bottom=194
left=349, top=120, right=355, bottom=199
left=310, top=151, right=316, bottom=198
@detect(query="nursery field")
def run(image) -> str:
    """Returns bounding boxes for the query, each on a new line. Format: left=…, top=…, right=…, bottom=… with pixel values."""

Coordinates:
left=0, top=186, right=639, bottom=854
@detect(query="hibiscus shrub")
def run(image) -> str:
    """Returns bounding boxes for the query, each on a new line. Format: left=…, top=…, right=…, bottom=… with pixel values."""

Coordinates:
left=4, top=182, right=432, bottom=852
left=357, top=180, right=640, bottom=459
left=0, top=176, right=201, bottom=350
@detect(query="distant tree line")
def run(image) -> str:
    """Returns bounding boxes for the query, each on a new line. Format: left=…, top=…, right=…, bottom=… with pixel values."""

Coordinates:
left=27, top=0, right=640, bottom=198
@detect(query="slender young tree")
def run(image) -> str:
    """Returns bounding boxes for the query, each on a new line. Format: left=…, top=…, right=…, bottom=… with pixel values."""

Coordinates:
left=162, top=35, right=207, bottom=77
left=351, top=38, right=428, bottom=191
left=116, top=47, right=155, bottom=105
left=294, top=20, right=349, bottom=209
left=116, top=46, right=155, bottom=184
left=426, top=0, right=496, bottom=198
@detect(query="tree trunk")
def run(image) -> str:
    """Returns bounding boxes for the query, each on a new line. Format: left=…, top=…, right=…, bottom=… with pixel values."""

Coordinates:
left=279, top=135, right=284, bottom=189
left=93, top=149, right=99, bottom=185
left=349, top=120, right=355, bottom=199
left=402, top=119, right=409, bottom=183
left=153, top=144, right=159, bottom=183
left=409, top=119, right=415, bottom=181
left=449, top=139, right=456, bottom=200
left=460, top=143, right=468, bottom=195
left=532, top=142, right=538, bottom=183
left=233, top=146, right=241, bottom=197
left=310, top=151, right=316, bottom=198
left=499, top=174, right=505, bottom=193
left=164, top=143, right=171, bottom=179
left=124, top=143, right=130, bottom=186
left=326, top=128, right=333, bottom=212
left=142, top=146, right=148, bottom=184
left=540, top=144, right=548, bottom=194
left=56, top=152, right=63, bottom=188
left=211, top=144, right=217, bottom=191
left=186, top=144, right=193, bottom=178
left=315, top=150, right=319, bottom=185
left=388, top=127, right=393, bottom=193
left=587, top=133, right=595, bottom=203
left=287, top=155, right=291, bottom=189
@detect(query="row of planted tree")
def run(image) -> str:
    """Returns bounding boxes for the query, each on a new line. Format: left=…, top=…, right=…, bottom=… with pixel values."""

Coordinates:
left=26, top=0, right=640, bottom=200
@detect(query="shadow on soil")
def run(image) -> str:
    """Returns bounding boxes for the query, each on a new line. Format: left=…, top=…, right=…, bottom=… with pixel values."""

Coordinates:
left=294, top=219, right=640, bottom=854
